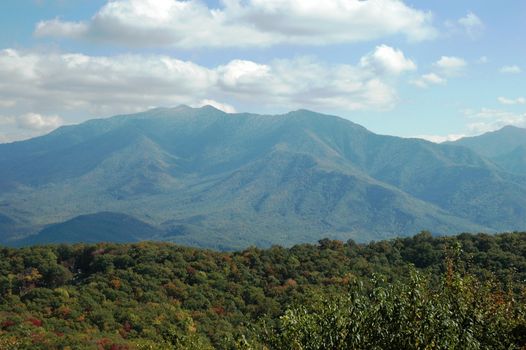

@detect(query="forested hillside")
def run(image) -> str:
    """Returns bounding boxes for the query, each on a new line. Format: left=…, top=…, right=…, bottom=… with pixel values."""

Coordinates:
left=3, top=106, right=526, bottom=249
left=1, top=232, right=525, bottom=349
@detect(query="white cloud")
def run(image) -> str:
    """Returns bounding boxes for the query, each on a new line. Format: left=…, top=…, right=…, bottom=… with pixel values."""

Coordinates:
left=434, top=56, right=467, bottom=76
left=0, top=48, right=410, bottom=141
left=445, top=12, right=483, bottom=39
left=477, top=56, right=488, bottom=64
left=16, top=113, right=63, bottom=131
left=411, top=73, right=446, bottom=88
left=35, top=19, right=88, bottom=38
left=192, top=99, right=237, bottom=113
left=417, top=134, right=465, bottom=143
left=500, top=65, right=522, bottom=74
left=0, top=115, right=15, bottom=127
left=1, top=113, right=63, bottom=130
left=498, top=97, right=526, bottom=105
left=0, top=48, right=217, bottom=118
left=0, top=99, right=16, bottom=107
left=215, top=56, right=399, bottom=111
left=360, top=45, right=417, bottom=75
left=0, top=113, right=63, bottom=142
left=34, top=0, right=437, bottom=48
left=457, top=12, right=484, bottom=38
left=410, top=56, right=466, bottom=88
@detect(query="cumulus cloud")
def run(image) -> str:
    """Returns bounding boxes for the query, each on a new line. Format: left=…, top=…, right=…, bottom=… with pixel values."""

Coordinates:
left=457, top=12, right=484, bottom=38
left=0, top=113, right=62, bottom=131
left=34, top=0, right=437, bottom=48
left=35, top=19, right=88, bottom=38
left=0, top=47, right=415, bottom=140
left=498, top=97, right=526, bottom=105
left=0, top=48, right=217, bottom=118
left=216, top=57, right=399, bottom=111
left=411, top=73, right=446, bottom=88
left=445, top=12, right=484, bottom=39
left=434, top=56, right=467, bottom=76
left=360, top=45, right=417, bottom=75
left=16, top=113, right=63, bottom=131
left=0, top=113, right=63, bottom=143
left=500, top=65, right=522, bottom=74
left=411, top=55, right=467, bottom=88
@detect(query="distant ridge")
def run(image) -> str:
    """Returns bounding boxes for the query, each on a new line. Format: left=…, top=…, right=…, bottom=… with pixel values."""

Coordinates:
left=450, top=125, right=526, bottom=174
left=17, top=212, right=164, bottom=246
left=449, top=125, right=526, bottom=157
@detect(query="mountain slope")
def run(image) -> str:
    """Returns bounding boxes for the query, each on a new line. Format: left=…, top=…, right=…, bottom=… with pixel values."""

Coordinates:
left=494, top=145, right=526, bottom=174
left=1, top=106, right=524, bottom=249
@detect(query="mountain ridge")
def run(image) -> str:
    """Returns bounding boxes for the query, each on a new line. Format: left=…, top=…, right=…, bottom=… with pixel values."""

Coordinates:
left=1, top=106, right=524, bottom=249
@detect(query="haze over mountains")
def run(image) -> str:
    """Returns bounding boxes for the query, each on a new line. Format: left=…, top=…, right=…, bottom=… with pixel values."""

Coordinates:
left=1, top=106, right=525, bottom=250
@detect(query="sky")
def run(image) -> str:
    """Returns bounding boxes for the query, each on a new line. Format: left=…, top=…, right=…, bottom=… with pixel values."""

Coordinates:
left=0, top=0, right=525, bottom=143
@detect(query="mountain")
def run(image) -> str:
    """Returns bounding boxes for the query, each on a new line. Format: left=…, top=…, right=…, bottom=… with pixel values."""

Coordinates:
left=1, top=106, right=526, bottom=249
left=450, top=125, right=526, bottom=157
left=450, top=125, right=526, bottom=174
left=16, top=212, right=164, bottom=245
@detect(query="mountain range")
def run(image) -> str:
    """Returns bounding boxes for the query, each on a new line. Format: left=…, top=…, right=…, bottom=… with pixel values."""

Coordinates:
left=1, top=106, right=525, bottom=250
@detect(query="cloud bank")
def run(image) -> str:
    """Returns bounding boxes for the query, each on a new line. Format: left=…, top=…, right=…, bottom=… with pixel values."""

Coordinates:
left=35, top=0, right=437, bottom=48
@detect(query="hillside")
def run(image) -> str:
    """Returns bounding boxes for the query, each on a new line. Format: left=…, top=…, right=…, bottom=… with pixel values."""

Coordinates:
left=1, top=106, right=526, bottom=249
left=0, top=232, right=525, bottom=349
left=495, top=145, right=526, bottom=174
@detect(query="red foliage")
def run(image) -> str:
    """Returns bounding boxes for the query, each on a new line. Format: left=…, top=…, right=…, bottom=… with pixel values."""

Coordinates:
left=28, top=317, right=43, bottom=327
left=1, top=319, right=16, bottom=329
left=110, top=344, right=130, bottom=350
left=92, top=248, right=106, bottom=256
left=212, top=305, right=226, bottom=316
left=97, top=337, right=111, bottom=349
left=118, top=321, right=132, bottom=338
left=284, top=278, right=297, bottom=288
left=96, top=338, right=130, bottom=350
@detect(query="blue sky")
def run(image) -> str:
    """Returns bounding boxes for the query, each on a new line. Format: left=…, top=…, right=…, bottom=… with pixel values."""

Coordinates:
left=0, top=0, right=525, bottom=143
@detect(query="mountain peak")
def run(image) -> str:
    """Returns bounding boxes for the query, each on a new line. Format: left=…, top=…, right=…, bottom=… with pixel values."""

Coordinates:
left=451, top=124, right=526, bottom=158
left=498, top=125, right=526, bottom=132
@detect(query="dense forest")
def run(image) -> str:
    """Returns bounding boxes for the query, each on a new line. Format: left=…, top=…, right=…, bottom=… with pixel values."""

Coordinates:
left=1, top=231, right=525, bottom=349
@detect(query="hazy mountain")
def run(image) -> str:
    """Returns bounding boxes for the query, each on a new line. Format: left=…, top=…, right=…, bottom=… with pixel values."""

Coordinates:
left=450, top=125, right=526, bottom=174
left=1, top=106, right=525, bottom=249
left=450, top=125, right=526, bottom=157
